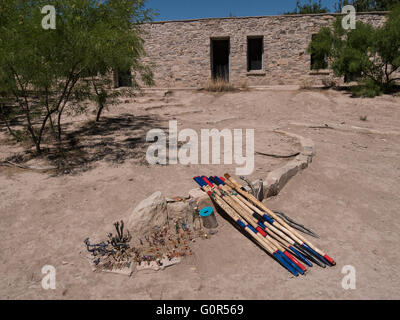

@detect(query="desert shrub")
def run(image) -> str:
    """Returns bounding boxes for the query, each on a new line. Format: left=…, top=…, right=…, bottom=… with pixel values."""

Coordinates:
left=285, top=0, right=328, bottom=14
left=308, top=4, right=400, bottom=97
left=335, top=1, right=400, bottom=12
left=322, top=76, right=338, bottom=88
left=351, top=78, right=383, bottom=97
left=204, top=79, right=236, bottom=92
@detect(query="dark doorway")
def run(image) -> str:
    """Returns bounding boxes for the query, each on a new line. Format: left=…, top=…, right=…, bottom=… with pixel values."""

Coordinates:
left=310, top=34, right=328, bottom=70
left=116, top=69, right=132, bottom=87
left=211, top=39, right=230, bottom=81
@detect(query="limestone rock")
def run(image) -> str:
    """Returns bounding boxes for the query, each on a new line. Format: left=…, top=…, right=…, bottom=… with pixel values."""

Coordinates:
left=126, top=191, right=168, bottom=235
left=188, top=188, right=214, bottom=211
left=167, top=201, right=192, bottom=221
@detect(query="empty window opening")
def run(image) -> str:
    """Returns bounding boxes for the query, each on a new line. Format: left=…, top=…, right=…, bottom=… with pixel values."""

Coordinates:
left=247, top=37, right=263, bottom=71
left=211, top=39, right=230, bottom=81
left=116, top=69, right=132, bottom=88
left=310, top=34, right=328, bottom=70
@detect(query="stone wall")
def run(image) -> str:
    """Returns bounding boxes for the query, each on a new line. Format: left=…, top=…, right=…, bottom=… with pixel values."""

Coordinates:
left=140, top=12, right=387, bottom=88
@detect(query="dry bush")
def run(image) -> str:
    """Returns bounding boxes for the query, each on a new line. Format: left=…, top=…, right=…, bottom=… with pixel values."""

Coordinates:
left=322, top=76, right=337, bottom=88
left=204, top=79, right=236, bottom=92
left=299, top=78, right=315, bottom=90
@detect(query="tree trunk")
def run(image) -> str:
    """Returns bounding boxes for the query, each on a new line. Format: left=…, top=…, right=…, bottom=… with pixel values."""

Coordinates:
left=55, top=75, right=81, bottom=142
left=0, top=104, right=21, bottom=141
left=385, top=64, right=390, bottom=87
left=25, top=123, right=41, bottom=154
left=57, top=109, right=63, bottom=142
left=24, top=108, right=42, bottom=155
left=34, top=140, right=42, bottom=154
left=95, top=103, right=104, bottom=122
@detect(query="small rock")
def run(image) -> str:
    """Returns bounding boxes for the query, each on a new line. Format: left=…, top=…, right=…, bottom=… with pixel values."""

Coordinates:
left=167, top=201, right=192, bottom=221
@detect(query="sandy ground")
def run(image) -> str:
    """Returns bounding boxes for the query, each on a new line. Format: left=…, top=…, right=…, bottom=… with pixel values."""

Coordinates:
left=0, top=87, right=399, bottom=299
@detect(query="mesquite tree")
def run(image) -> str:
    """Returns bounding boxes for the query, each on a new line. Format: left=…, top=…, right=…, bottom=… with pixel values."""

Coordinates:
left=308, top=4, right=400, bottom=96
left=285, top=0, right=329, bottom=14
left=335, top=0, right=400, bottom=12
left=0, top=0, right=154, bottom=154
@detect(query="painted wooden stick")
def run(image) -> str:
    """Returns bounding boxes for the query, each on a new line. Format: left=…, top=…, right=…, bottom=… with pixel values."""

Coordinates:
left=222, top=175, right=331, bottom=266
left=217, top=177, right=305, bottom=244
left=224, top=173, right=336, bottom=266
left=206, top=177, right=307, bottom=273
left=210, top=176, right=313, bottom=268
left=193, top=177, right=299, bottom=276
left=197, top=176, right=305, bottom=274
left=196, top=176, right=323, bottom=267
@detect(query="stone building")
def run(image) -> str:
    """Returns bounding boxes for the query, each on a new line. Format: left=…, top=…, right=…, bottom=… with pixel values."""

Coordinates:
left=133, top=12, right=387, bottom=88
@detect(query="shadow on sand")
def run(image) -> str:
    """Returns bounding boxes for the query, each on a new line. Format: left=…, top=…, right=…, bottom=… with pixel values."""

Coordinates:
left=3, top=113, right=165, bottom=174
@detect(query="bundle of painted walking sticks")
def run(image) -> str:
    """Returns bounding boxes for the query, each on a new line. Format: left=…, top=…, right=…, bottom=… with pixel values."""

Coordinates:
left=193, top=174, right=336, bottom=277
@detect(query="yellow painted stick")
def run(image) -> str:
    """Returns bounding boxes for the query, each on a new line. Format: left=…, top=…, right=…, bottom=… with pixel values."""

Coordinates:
left=224, top=173, right=336, bottom=266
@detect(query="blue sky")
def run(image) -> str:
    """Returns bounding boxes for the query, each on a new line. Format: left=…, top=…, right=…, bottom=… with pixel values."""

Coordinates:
left=146, top=0, right=339, bottom=21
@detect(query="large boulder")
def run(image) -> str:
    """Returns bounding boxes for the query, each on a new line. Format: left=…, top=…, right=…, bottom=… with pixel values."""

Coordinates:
left=126, top=191, right=168, bottom=235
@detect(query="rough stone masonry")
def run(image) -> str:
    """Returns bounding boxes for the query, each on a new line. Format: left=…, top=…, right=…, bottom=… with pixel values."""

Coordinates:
left=139, top=12, right=386, bottom=88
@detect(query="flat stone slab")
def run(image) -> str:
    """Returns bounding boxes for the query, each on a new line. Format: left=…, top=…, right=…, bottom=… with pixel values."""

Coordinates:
left=186, top=130, right=316, bottom=202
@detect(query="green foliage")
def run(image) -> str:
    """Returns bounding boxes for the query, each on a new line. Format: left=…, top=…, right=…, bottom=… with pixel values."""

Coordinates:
left=335, top=0, right=400, bottom=12
left=285, top=0, right=400, bottom=14
left=309, top=28, right=332, bottom=69
left=285, top=0, right=329, bottom=14
left=0, top=0, right=154, bottom=153
left=308, top=4, right=400, bottom=97
left=90, top=77, right=123, bottom=122
left=351, top=78, right=383, bottom=97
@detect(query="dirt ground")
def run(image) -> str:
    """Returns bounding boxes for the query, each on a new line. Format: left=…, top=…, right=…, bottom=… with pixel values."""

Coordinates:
left=0, top=87, right=399, bottom=299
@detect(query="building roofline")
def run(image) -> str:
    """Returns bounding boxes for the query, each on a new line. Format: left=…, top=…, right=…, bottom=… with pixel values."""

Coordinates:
left=144, top=11, right=388, bottom=25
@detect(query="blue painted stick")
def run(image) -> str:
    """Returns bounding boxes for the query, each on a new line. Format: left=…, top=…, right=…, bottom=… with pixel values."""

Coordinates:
left=194, top=177, right=299, bottom=276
